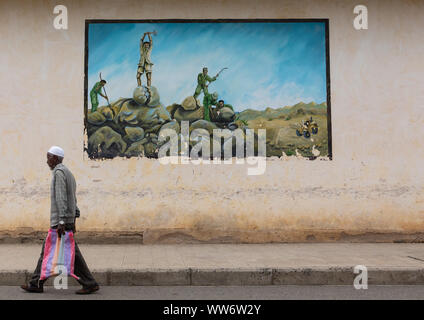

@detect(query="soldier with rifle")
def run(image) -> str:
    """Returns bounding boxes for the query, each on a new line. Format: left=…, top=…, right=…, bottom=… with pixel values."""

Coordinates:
left=193, top=67, right=227, bottom=99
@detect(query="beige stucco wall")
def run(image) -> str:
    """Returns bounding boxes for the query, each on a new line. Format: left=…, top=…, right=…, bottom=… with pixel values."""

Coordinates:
left=0, top=0, right=423, bottom=242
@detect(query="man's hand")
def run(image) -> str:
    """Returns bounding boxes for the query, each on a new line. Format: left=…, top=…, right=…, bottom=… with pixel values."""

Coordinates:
left=57, top=224, right=65, bottom=238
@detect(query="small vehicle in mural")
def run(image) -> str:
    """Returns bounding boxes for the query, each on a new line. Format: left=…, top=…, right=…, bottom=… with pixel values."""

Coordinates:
left=296, top=117, right=319, bottom=138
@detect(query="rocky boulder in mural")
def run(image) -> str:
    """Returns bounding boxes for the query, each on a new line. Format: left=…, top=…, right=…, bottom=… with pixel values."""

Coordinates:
left=168, top=96, right=236, bottom=124
left=87, top=86, right=172, bottom=158
left=86, top=87, right=246, bottom=159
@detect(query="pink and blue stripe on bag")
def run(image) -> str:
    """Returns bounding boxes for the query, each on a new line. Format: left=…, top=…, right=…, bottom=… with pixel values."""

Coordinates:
left=39, top=229, right=79, bottom=281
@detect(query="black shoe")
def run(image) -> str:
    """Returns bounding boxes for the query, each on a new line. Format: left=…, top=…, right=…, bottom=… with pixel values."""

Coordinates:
left=75, top=285, right=99, bottom=295
left=20, top=284, right=43, bottom=293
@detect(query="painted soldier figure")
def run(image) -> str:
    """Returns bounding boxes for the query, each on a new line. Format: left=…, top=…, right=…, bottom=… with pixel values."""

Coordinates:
left=193, top=67, right=219, bottom=99
left=89, top=80, right=107, bottom=112
left=137, top=32, right=154, bottom=87
left=203, top=92, right=219, bottom=122
left=216, top=99, right=234, bottom=111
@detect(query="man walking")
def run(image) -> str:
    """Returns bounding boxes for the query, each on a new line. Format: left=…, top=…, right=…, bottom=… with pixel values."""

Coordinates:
left=21, top=146, right=99, bottom=294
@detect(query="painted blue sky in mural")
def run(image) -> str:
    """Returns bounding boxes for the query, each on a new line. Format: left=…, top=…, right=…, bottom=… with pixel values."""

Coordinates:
left=88, top=22, right=327, bottom=111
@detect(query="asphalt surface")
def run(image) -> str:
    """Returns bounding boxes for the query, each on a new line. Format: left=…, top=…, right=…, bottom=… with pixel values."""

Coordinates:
left=2, top=285, right=424, bottom=300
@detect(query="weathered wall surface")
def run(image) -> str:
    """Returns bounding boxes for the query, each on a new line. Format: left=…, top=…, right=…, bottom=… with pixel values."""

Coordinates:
left=0, top=0, right=423, bottom=243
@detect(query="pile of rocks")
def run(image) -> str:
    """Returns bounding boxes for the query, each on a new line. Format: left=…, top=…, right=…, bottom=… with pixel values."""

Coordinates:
left=167, top=96, right=236, bottom=124
left=86, top=87, right=246, bottom=159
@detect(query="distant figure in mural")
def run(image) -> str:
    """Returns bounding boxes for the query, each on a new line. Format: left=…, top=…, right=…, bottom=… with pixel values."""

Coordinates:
left=137, top=31, right=156, bottom=87
left=203, top=91, right=219, bottom=121
left=21, top=146, right=99, bottom=295
left=213, top=99, right=235, bottom=123
left=216, top=99, right=234, bottom=112
left=90, top=80, right=108, bottom=112
left=303, top=117, right=313, bottom=130
left=193, top=67, right=219, bottom=99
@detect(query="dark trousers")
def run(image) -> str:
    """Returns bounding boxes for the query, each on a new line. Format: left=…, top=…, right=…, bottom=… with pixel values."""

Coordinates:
left=29, top=225, right=98, bottom=289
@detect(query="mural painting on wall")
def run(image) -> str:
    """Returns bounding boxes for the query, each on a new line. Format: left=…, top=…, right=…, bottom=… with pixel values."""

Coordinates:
left=85, top=20, right=332, bottom=160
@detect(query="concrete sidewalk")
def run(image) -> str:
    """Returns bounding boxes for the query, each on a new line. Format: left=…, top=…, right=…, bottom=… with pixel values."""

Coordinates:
left=1, top=243, right=424, bottom=286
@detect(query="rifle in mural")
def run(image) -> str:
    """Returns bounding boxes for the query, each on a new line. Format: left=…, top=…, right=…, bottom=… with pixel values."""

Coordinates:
left=205, top=67, right=228, bottom=89
left=216, top=67, right=228, bottom=77
left=203, top=67, right=228, bottom=91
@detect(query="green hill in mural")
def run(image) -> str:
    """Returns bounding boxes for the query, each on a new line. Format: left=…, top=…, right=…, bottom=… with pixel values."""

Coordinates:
left=236, top=102, right=327, bottom=122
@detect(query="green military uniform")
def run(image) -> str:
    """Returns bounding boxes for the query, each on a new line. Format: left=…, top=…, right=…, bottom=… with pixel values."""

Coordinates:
left=202, top=93, right=219, bottom=121
left=194, top=73, right=217, bottom=99
left=90, top=82, right=103, bottom=112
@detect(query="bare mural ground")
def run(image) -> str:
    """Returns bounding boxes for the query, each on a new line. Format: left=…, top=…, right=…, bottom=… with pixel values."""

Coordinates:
left=243, top=102, right=329, bottom=157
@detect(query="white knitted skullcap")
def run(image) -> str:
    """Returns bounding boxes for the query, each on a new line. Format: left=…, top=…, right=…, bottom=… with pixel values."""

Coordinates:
left=48, top=146, right=64, bottom=158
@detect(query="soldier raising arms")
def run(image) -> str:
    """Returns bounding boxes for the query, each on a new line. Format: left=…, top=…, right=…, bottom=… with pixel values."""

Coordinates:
left=137, top=32, right=154, bottom=87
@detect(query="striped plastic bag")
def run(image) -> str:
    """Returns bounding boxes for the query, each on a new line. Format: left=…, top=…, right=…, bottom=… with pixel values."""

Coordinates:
left=39, top=229, right=79, bottom=281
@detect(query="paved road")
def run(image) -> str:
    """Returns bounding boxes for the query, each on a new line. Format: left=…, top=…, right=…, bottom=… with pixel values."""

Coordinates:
left=2, top=285, right=424, bottom=300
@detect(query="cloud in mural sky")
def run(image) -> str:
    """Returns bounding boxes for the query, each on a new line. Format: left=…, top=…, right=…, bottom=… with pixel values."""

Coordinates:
left=88, top=22, right=327, bottom=111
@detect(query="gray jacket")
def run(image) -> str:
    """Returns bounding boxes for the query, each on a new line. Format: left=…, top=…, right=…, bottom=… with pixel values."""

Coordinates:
left=50, top=163, right=80, bottom=227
